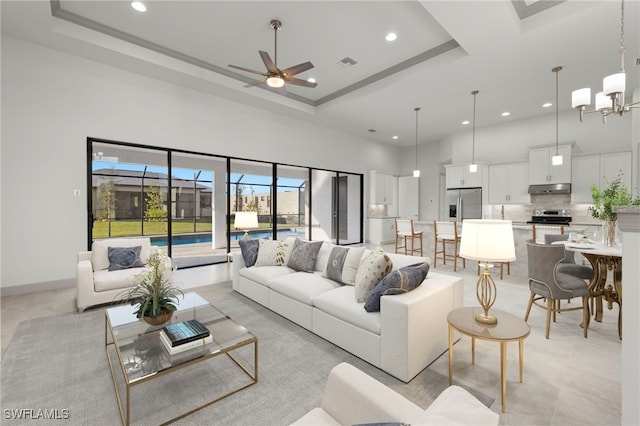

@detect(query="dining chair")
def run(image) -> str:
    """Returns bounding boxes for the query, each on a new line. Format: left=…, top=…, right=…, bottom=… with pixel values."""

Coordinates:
left=524, top=240, right=590, bottom=339
left=544, top=234, right=593, bottom=280
left=394, top=219, right=423, bottom=256
left=433, top=221, right=465, bottom=272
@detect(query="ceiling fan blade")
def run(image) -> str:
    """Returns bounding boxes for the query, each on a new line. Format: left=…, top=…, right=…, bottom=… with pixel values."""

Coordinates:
left=281, top=61, right=314, bottom=77
left=259, top=51, right=278, bottom=73
left=243, top=78, right=267, bottom=88
left=228, top=64, right=267, bottom=77
left=284, top=76, right=318, bottom=88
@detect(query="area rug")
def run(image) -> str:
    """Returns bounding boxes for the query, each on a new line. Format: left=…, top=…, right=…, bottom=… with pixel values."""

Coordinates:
left=0, top=282, right=493, bottom=425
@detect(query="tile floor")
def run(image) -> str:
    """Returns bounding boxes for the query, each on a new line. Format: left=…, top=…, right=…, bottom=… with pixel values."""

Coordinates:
left=0, top=247, right=621, bottom=425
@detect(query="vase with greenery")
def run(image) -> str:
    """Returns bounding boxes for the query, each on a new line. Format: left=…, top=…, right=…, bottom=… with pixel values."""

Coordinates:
left=588, top=174, right=639, bottom=246
left=119, top=249, right=183, bottom=325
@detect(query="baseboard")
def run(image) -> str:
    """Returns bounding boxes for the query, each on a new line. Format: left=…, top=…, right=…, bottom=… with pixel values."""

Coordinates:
left=0, top=278, right=74, bottom=297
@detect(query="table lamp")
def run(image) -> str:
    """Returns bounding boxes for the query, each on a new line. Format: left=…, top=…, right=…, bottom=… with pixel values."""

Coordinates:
left=459, top=220, right=516, bottom=325
left=234, top=211, right=258, bottom=240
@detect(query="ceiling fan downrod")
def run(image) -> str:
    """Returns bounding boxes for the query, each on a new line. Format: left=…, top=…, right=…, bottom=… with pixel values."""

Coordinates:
left=270, top=19, right=281, bottom=68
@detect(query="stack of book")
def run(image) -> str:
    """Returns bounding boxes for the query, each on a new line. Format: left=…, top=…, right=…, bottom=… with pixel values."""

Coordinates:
left=160, top=319, right=212, bottom=355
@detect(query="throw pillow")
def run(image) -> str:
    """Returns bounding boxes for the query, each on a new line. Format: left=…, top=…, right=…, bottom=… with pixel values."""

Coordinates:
left=355, top=248, right=393, bottom=303
left=107, top=246, right=145, bottom=271
left=238, top=239, right=260, bottom=267
left=314, top=242, right=336, bottom=273
left=364, top=262, right=430, bottom=312
left=286, top=239, right=323, bottom=272
left=324, top=246, right=365, bottom=285
left=254, top=240, right=286, bottom=267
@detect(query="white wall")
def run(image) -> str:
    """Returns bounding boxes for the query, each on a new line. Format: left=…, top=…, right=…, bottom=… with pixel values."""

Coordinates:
left=0, top=36, right=398, bottom=290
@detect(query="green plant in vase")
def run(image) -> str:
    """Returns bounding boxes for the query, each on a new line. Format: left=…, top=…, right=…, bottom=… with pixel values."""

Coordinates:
left=588, top=174, right=639, bottom=246
left=119, top=249, right=183, bottom=325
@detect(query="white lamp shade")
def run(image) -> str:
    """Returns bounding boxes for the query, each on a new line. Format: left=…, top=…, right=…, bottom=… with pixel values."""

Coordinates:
left=571, top=88, right=591, bottom=108
left=595, top=92, right=610, bottom=111
left=459, top=219, right=516, bottom=262
left=234, top=211, right=258, bottom=230
left=551, top=154, right=563, bottom=166
left=603, top=72, right=625, bottom=96
left=413, top=169, right=420, bottom=177
left=468, top=163, right=478, bottom=173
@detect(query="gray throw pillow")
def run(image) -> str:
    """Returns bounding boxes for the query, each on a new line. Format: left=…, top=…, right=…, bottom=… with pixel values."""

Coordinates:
left=286, top=239, right=323, bottom=272
left=364, top=262, right=430, bottom=312
left=324, top=246, right=365, bottom=285
left=107, top=246, right=145, bottom=271
left=238, top=239, right=260, bottom=267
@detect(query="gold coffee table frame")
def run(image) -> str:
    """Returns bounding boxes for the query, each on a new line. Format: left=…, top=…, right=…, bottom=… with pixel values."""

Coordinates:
left=447, top=307, right=530, bottom=413
left=105, top=292, right=258, bottom=425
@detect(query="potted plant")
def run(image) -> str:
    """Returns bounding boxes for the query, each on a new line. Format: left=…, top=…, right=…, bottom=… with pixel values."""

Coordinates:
left=588, top=174, right=639, bottom=246
left=119, top=249, right=183, bottom=325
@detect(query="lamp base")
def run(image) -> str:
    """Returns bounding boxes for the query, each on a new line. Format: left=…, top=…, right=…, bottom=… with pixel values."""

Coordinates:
left=243, top=231, right=250, bottom=240
left=475, top=263, right=498, bottom=325
left=475, top=311, right=497, bottom=325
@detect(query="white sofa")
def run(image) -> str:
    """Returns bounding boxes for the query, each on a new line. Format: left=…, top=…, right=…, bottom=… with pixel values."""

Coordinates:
left=76, top=237, right=172, bottom=312
left=232, top=243, right=463, bottom=382
left=291, top=362, right=499, bottom=426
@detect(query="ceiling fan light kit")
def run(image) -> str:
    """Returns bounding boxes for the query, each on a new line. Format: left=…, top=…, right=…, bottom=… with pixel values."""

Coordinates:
left=571, top=0, right=639, bottom=123
left=228, top=19, right=317, bottom=90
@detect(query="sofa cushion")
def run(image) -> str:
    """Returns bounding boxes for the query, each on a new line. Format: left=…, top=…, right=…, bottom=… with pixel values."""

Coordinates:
left=92, top=237, right=151, bottom=271
left=364, top=262, right=430, bottom=312
left=315, top=242, right=336, bottom=273
left=355, top=248, right=393, bottom=303
left=107, top=246, right=145, bottom=271
left=269, top=272, right=341, bottom=305
left=255, top=240, right=286, bottom=267
left=287, top=239, right=323, bottom=272
left=238, top=239, right=260, bottom=267
left=239, top=265, right=293, bottom=287
left=94, top=268, right=141, bottom=292
left=324, top=246, right=365, bottom=285
left=312, top=286, right=381, bottom=334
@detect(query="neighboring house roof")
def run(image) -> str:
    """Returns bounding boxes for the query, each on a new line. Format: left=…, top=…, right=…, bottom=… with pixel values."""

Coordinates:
left=92, top=169, right=210, bottom=191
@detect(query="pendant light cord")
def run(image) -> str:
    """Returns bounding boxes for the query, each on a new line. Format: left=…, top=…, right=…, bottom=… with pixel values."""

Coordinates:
left=471, top=90, right=478, bottom=164
left=553, top=66, right=562, bottom=156
left=414, top=107, right=420, bottom=170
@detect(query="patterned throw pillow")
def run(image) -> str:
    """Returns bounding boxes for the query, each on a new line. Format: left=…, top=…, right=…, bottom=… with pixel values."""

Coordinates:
left=286, top=239, right=323, bottom=272
left=364, top=262, right=430, bottom=312
left=238, top=239, right=260, bottom=267
left=354, top=248, right=393, bottom=303
left=254, top=240, right=286, bottom=267
left=107, top=246, right=145, bottom=271
left=324, top=246, right=365, bottom=285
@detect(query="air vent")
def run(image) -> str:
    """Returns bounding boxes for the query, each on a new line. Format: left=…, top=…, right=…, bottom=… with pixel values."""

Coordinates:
left=337, top=57, right=358, bottom=68
left=367, top=129, right=377, bottom=133
left=636, top=57, right=640, bottom=66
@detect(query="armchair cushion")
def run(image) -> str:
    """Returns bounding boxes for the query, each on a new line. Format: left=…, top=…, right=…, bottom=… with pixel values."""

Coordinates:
left=91, top=237, right=151, bottom=271
left=107, top=246, right=145, bottom=271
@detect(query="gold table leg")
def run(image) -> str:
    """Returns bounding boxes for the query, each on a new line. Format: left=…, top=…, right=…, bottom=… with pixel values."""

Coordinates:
left=448, top=324, right=453, bottom=385
left=519, top=339, right=524, bottom=383
left=471, top=336, right=475, bottom=364
left=500, top=341, right=507, bottom=413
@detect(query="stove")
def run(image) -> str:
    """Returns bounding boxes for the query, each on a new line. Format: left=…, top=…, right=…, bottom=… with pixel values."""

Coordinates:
left=527, top=209, right=572, bottom=225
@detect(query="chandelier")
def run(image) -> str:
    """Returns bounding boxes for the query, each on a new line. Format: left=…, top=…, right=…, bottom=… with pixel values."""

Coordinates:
left=571, top=0, right=639, bottom=122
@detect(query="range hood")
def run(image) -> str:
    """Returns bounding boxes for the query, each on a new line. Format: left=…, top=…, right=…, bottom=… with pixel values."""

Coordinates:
left=527, top=183, right=571, bottom=195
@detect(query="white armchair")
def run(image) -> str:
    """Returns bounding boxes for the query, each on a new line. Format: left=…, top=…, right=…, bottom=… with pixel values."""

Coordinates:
left=76, top=237, right=172, bottom=312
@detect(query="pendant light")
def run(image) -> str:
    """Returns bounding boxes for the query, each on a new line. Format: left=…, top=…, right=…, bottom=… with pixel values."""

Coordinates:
left=469, top=90, right=479, bottom=173
left=413, top=107, right=421, bottom=178
left=552, top=67, right=563, bottom=166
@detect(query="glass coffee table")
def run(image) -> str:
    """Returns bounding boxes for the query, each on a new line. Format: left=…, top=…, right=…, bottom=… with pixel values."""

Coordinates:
left=105, top=292, right=257, bottom=425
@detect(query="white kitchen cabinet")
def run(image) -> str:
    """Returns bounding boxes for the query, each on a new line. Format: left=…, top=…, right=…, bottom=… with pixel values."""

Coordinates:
left=367, top=218, right=396, bottom=244
left=370, top=171, right=396, bottom=205
left=571, top=152, right=632, bottom=203
left=489, top=162, right=529, bottom=204
left=529, top=144, right=572, bottom=184
left=445, top=164, right=483, bottom=188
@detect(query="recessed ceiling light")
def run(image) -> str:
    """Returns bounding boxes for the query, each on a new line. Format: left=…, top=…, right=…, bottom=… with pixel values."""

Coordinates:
left=462, top=120, right=470, bottom=125
left=392, top=135, right=399, bottom=140
left=385, top=33, right=397, bottom=42
left=131, top=1, right=146, bottom=12
left=501, top=112, right=511, bottom=117
left=542, top=102, right=552, bottom=108
left=307, top=77, right=316, bottom=84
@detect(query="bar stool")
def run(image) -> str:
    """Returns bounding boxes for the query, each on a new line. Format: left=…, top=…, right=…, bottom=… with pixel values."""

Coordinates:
left=395, top=219, right=423, bottom=256
left=433, top=220, right=465, bottom=271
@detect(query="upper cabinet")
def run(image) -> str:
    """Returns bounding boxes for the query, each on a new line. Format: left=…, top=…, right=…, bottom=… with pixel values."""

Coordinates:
left=529, top=144, right=572, bottom=184
left=489, top=162, right=529, bottom=204
left=445, top=164, right=483, bottom=188
left=370, top=171, right=397, bottom=205
left=571, top=152, right=632, bottom=203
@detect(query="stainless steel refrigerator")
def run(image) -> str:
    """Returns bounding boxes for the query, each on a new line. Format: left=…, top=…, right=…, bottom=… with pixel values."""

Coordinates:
left=446, top=187, right=482, bottom=223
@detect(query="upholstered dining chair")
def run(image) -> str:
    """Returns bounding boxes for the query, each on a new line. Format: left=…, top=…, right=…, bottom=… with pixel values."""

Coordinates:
left=544, top=234, right=593, bottom=280
left=433, top=221, right=465, bottom=272
left=394, top=219, right=423, bottom=256
left=524, top=240, right=590, bottom=339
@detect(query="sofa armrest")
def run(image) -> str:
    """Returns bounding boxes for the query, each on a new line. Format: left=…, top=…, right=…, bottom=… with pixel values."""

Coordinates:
left=380, top=272, right=463, bottom=382
left=76, top=252, right=95, bottom=312
left=232, top=252, right=246, bottom=290
left=319, top=363, right=424, bottom=425
left=421, top=385, right=499, bottom=425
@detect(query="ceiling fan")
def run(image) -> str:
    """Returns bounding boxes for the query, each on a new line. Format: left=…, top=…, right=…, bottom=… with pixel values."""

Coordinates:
left=228, top=19, right=317, bottom=90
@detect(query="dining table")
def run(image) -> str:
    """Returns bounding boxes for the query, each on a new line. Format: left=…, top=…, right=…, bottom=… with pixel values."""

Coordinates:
left=554, top=240, right=622, bottom=339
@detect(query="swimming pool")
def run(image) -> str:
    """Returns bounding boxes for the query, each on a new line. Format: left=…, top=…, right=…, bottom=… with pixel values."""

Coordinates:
left=150, top=229, right=304, bottom=246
